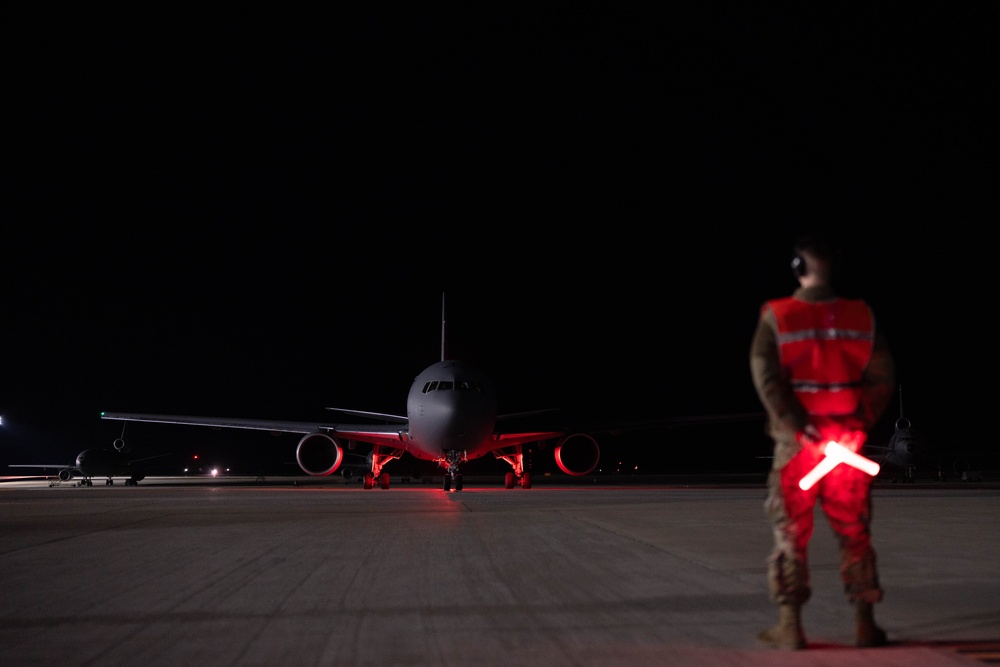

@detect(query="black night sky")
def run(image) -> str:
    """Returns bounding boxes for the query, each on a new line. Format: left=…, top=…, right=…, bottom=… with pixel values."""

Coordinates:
left=3, top=6, right=995, bottom=477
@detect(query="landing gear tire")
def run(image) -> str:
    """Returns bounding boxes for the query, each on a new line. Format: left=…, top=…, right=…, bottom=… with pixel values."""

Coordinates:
left=505, top=472, right=515, bottom=489
left=363, top=472, right=375, bottom=490
left=521, top=472, right=532, bottom=489
left=454, top=474, right=463, bottom=491
left=443, top=475, right=451, bottom=491
left=379, top=472, right=390, bottom=490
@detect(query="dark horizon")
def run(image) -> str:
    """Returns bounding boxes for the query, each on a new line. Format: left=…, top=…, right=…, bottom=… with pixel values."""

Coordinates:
left=3, top=6, right=994, bottom=480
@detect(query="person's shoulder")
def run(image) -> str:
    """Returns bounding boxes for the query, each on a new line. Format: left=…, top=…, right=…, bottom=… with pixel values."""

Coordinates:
left=761, top=295, right=795, bottom=311
left=839, top=295, right=873, bottom=308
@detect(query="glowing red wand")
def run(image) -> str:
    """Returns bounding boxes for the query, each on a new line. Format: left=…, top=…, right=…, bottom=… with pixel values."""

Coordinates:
left=798, top=441, right=880, bottom=490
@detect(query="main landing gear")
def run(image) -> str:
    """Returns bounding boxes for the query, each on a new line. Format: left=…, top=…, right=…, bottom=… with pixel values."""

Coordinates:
left=360, top=445, right=403, bottom=490
left=495, top=443, right=532, bottom=489
left=504, top=471, right=532, bottom=489
left=363, top=472, right=391, bottom=490
left=76, top=478, right=140, bottom=487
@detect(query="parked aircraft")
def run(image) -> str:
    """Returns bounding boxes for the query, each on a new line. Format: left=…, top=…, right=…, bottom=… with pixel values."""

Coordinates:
left=9, top=438, right=171, bottom=486
left=866, top=416, right=922, bottom=482
left=99, top=296, right=760, bottom=491
left=863, top=386, right=995, bottom=483
left=100, top=358, right=588, bottom=491
left=863, top=386, right=954, bottom=483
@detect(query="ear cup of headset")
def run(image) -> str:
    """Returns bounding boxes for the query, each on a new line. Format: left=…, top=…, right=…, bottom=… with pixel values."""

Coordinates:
left=791, top=254, right=806, bottom=277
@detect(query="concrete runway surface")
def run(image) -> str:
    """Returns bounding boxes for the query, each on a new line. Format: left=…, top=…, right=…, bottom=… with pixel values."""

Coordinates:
left=1, top=476, right=998, bottom=666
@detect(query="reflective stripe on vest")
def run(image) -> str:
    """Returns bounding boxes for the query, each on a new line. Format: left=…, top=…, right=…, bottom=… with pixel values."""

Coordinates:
left=766, top=296, right=875, bottom=416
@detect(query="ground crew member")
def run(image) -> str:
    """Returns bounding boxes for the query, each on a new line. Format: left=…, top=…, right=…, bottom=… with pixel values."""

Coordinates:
left=749, top=233, right=896, bottom=649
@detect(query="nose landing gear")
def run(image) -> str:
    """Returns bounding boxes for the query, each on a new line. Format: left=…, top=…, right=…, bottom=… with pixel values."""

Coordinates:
left=441, top=450, right=466, bottom=491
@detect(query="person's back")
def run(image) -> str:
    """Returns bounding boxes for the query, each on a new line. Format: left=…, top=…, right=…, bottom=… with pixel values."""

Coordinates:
left=750, top=233, right=895, bottom=649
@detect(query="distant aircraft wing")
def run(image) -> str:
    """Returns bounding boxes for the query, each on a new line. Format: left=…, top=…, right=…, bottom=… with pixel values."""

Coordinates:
left=129, top=452, right=176, bottom=465
left=99, top=412, right=410, bottom=450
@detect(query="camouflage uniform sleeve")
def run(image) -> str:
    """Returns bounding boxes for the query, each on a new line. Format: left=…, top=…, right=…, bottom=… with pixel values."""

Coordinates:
left=749, top=306, right=809, bottom=440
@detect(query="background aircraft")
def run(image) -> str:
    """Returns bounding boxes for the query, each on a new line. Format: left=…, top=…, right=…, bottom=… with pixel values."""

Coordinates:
left=867, top=416, right=996, bottom=483
left=864, top=386, right=999, bottom=483
left=9, top=437, right=171, bottom=486
left=866, top=416, right=922, bottom=483
left=863, top=386, right=921, bottom=479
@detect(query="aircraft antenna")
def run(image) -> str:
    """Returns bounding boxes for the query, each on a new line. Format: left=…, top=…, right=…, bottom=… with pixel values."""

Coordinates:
left=441, top=292, right=446, bottom=361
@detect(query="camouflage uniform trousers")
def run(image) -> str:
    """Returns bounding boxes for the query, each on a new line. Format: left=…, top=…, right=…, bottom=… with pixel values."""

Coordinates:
left=763, top=437, right=883, bottom=606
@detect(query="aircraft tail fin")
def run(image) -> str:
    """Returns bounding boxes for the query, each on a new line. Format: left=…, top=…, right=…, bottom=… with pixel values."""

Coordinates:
left=441, top=292, right=447, bottom=362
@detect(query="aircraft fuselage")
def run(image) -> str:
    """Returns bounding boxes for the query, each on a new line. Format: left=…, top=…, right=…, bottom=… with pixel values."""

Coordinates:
left=76, top=448, right=132, bottom=477
left=405, top=360, right=498, bottom=461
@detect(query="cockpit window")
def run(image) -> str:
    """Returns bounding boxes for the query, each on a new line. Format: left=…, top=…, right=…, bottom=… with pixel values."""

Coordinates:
left=423, top=379, right=485, bottom=393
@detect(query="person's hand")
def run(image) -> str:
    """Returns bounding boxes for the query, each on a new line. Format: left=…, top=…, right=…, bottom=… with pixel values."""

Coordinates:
left=837, top=428, right=867, bottom=452
left=795, top=423, right=822, bottom=446
left=798, top=418, right=868, bottom=452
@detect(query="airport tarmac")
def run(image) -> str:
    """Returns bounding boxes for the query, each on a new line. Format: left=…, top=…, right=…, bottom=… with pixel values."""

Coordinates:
left=1, top=476, right=998, bottom=666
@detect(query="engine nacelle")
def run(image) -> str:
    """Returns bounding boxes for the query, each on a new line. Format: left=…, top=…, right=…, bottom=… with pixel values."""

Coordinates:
left=295, top=432, right=344, bottom=476
left=113, top=438, right=130, bottom=453
left=554, top=433, right=600, bottom=476
left=58, top=469, right=74, bottom=482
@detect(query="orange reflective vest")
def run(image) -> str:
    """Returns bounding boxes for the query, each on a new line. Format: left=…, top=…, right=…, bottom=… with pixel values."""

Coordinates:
left=765, top=296, right=875, bottom=416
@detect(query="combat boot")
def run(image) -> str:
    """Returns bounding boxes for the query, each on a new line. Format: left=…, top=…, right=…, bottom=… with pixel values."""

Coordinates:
left=757, top=603, right=806, bottom=650
left=855, top=600, right=887, bottom=647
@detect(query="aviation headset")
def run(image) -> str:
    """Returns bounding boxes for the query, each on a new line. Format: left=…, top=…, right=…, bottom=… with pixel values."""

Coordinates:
left=790, top=235, right=837, bottom=279
left=790, top=253, right=807, bottom=277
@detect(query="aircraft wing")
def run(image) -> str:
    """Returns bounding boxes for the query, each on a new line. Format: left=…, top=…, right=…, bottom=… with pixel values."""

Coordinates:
left=325, top=407, right=407, bottom=422
left=99, top=412, right=409, bottom=450
left=569, top=412, right=767, bottom=434
left=501, top=411, right=766, bottom=438
left=493, top=431, right=567, bottom=447
left=486, top=411, right=765, bottom=456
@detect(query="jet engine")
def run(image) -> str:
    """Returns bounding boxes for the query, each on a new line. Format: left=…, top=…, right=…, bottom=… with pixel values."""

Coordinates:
left=113, top=438, right=130, bottom=453
left=58, top=469, right=74, bottom=482
left=295, top=432, right=344, bottom=476
left=554, top=433, right=600, bottom=476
